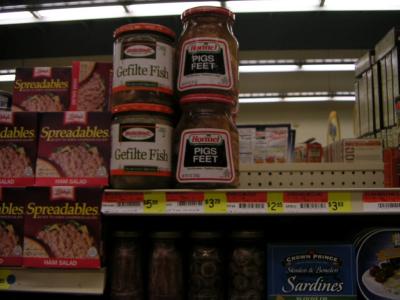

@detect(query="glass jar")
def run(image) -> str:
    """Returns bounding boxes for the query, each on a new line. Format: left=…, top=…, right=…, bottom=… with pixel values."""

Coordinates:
left=189, top=231, right=224, bottom=300
left=110, top=231, right=143, bottom=300
left=229, top=231, right=265, bottom=300
left=110, top=103, right=174, bottom=189
left=177, top=6, right=239, bottom=102
left=174, top=94, right=239, bottom=188
left=149, top=232, right=183, bottom=300
left=113, top=23, right=176, bottom=109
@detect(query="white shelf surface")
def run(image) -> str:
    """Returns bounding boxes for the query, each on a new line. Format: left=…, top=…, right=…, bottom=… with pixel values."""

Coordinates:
left=0, top=267, right=105, bottom=294
left=102, top=188, right=400, bottom=216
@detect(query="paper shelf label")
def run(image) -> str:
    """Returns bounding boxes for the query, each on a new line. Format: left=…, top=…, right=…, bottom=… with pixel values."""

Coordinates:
left=0, top=270, right=11, bottom=290
left=328, top=192, right=352, bottom=213
left=143, top=192, right=166, bottom=213
left=204, top=192, right=227, bottom=213
left=227, top=192, right=266, bottom=213
left=102, top=192, right=143, bottom=214
left=267, top=192, right=284, bottom=213
left=284, top=192, right=328, bottom=213
left=363, top=191, right=400, bottom=212
left=166, top=192, right=204, bottom=213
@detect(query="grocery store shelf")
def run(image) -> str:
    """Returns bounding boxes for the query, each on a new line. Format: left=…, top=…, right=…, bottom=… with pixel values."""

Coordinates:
left=102, top=188, right=400, bottom=216
left=0, top=267, right=106, bottom=294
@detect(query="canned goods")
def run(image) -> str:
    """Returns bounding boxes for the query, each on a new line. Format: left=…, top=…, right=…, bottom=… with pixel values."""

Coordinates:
left=110, top=103, right=174, bottom=189
left=113, top=23, right=176, bottom=109
left=177, top=6, right=239, bottom=101
left=174, top=94, right=239, bottom=188
left=110, top=231, right=143, bottom=300
left=0, top=90, right=12, bottom=111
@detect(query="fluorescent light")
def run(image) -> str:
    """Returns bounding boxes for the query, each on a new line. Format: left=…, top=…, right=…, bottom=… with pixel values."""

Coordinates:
left=38, top=5, right=126, bottom=22
left=127, top=1, right=221, bottom=17
left=226, top=0, right=320, bottom=13
left=0, top=69, right=16, bottom=75
left=0, top=11, right=36, bottom=25
left=239, top=65, right=300, bottom=73
left=333, top=96, right=356, bottom=101
left=239, top=97, right=283, bottom=103
left=300, top=64, right=355, bottom=71
left=0, top=74, right=16, bottom=82
left=323, top=0, right=400, bottom=11
left=285, top=96, right=332, bottom=102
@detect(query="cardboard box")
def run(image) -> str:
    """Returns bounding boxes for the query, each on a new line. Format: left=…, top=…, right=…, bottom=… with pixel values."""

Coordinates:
left=267, top=244, right=356, bottom=299
left=0, top=111, right=38, bottom=186
left=35, top=112, right=111, bottom=186
left=0, top=188, right=25, bottom=266
left=295, top=139, right=322, bottom=163
left=12, top=67, right=71, bottom=112
left=340, top=139, right=383, bottom=163
left=23, top=187, right=102, bottom=269
left=71, top=61, right=112, bottom=111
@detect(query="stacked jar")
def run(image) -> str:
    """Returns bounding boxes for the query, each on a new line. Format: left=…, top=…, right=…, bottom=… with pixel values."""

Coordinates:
left=175, top=6, right=240, bottom=188
left=110, top=23, right=176, bottom=189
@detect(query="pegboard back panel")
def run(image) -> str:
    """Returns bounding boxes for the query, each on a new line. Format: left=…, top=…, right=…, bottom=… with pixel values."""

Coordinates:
left=239, top=163, right=384, bottom=189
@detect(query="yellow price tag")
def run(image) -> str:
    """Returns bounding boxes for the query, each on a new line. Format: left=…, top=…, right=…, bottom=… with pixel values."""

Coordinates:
left=0, top=270, right=11, bottom=290
left=143, top=192, right=166, bottom=213
left=328, top=192, right=352, bottom=213
left=267, top=192, right=284, bottom=213
left=204, top=192, right=227, bottom=213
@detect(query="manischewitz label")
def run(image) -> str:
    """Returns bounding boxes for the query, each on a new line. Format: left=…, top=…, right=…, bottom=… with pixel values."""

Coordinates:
left=268, top=244, right=356, bottom=300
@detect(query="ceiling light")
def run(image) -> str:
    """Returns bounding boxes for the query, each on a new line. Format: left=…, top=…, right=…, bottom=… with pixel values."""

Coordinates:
left=38, top=5, right=126, bottom=22
left=333, top=96, right=356, bottom=101
left=239, top=97, right=283, bottom=103
left=0, top=11, right=35, bottom=25
left=239, top=65, right=300, bottom=73
left=300, top=64, right=355, bottom=71
left=225, top=0, right=320, bottom=13
left=127, top=1, right=221, bottom=17
left=0, top=74, right=16, bottom=82
left=323, top=0, right=400, bottom=11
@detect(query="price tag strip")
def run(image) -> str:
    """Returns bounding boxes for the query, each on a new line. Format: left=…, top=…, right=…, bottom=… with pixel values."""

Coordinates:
left=0, top=270, right=12, bottom=290
left=267, top=192, right=284, bottom=213
left=166, top=192, right=204, bottom=214
left=102, top=192, right=144, bottom=214
left=328, top=192, right=352, bottom=213
left=363, top=191, right=400, bottom=212
left=283, top=192, right=328, bottom=213
left=227, top=192, right=266, bottom=213
left=204, top=192, right=227, bottom=213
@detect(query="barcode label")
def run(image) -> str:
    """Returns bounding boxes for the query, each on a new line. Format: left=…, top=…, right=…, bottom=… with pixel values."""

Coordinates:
left=285, top=202, right=327, bottom=213
left=101, top=202, right=143, bottom=214
left=118, top=202, right=141, bottom=207
left=300, top=203, right=327, bottom=209
left=178, top=201, right=203, bottom=206
left=378, top=203, right=400, bottom=208
left=228, top=202, right=265, bottom=213
left=364, top=202, right=400, bottom=212
left=239, top=203, right=265, bottom=209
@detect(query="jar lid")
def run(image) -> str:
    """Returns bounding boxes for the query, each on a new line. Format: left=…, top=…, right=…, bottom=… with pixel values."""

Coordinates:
left=112, top=103, right=174, bottom=115
left=180, top=93, right=236, bottom=106
left=113, top=231, right=141, bottom=238
left=182, top=6, right=235, bottom=21
left=231, top=231, right=264, bottom=239
left=151, top=231, right=182, bottom=239
left=190, top=231, right=222, bottom=239
left=114, top=23, right=176, bottom=40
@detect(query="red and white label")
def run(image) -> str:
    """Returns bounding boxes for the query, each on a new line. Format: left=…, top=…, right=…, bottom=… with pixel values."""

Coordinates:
left=102, top=192, right=144, bottom=214
left=23, top=257, right=100, bottom=269
left=35, top=177, right=108, bottom=187
left=284, top=192, right=328, bottom=213
left=177, top=129, right=235, bottom=183
left=64, top=111, right=88, bottom=125
left=0, top=111, right=13, bottom=124
left=227, top=192, right=266, bottom=213
left=178, top=38, right=233, bottom=91
left=363, top=191, right=400, bottom=212
left=166, top=192, right=203, bottom=213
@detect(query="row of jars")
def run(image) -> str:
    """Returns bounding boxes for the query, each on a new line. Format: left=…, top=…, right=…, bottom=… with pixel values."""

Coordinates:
left=110, top=6, right=239, bottom=189
left=110, top=231, right=264, bottom=300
